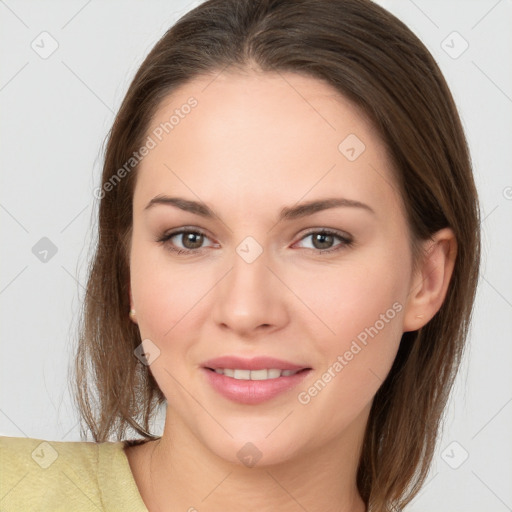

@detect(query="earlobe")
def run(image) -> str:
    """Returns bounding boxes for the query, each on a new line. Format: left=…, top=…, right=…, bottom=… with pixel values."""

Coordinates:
left=129, top=287, right=138, bottom=324
left=403, top=228, right=457, bottom=332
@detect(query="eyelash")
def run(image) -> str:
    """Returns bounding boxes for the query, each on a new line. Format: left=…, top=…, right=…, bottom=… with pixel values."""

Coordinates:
left=156, top=227, right=353, bottom=256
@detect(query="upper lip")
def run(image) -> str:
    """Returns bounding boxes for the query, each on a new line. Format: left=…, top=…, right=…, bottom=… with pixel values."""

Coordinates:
left=201, top=356, right=311, bottom=371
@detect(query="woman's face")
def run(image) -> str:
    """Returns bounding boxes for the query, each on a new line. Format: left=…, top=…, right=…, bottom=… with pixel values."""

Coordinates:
left=129, top=70, right=418, bottom=465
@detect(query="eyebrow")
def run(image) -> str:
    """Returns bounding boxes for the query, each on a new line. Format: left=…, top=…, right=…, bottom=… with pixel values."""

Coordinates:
left=144, top=195, right=375, bottom=220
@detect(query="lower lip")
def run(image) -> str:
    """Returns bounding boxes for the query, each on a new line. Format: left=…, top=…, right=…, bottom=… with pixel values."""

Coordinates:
left=202, top=368, right=311, bottom=405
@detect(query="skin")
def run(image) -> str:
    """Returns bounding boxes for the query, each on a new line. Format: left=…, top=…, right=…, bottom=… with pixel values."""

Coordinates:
left=125, top=68, right=457, bottom=512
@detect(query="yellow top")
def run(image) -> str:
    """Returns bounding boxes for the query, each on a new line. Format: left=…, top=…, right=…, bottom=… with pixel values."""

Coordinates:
left=0, top=435, right=149, bottom=512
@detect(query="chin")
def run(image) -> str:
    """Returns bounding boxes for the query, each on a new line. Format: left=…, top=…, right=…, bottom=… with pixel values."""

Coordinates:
left=199, top=428, right=306, bottom=469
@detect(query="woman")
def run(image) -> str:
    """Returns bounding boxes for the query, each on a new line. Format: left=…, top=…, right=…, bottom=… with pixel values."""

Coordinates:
left=0, top=0, right=480, bottom=510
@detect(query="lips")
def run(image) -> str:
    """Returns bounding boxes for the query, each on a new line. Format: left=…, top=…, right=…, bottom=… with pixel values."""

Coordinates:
left=202, top=355, right=309, bottom=372
left=201, top=356, right=312, bottom=405
left=212, top=368, right=302, bottom=379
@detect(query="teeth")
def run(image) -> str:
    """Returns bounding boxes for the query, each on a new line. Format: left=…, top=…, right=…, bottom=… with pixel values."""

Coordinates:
left=233, top=369, right=251, bottom=380
left=212, top=368, right=301, bottom=380
left=267, top=369, right=281, bottom=379
left=249, top=369, right=268, bottom=380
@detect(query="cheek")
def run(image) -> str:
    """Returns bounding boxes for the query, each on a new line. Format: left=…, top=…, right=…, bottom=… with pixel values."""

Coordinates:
left=292, top=249, right=408, bottom=436
left=295, top=247, right=408, bottom=348
left=130, top=240, right=213, bottom=341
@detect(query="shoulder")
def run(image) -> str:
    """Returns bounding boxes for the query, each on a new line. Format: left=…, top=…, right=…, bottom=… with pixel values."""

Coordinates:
left=0, top=435, right=148, bottom=512
left=0, top=434, right=101, bottom=470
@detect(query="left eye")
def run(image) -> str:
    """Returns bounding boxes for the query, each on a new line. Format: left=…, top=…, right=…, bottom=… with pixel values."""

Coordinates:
left=157, top=228, right=353, bottom=255
left=295, top=230, right=353, bottom=252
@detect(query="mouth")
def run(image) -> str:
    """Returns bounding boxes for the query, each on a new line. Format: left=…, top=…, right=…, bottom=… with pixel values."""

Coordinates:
left=204, top=367, right=310, bottom=380
left=201, top=356, right=312, bottom=405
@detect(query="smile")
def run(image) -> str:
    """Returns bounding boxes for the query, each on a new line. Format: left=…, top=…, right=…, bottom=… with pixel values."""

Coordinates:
left=207, top=368, right=304, bottom=380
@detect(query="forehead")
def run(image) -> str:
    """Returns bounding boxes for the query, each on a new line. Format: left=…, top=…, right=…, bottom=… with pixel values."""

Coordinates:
left=133, top=70, right=402, bottom=219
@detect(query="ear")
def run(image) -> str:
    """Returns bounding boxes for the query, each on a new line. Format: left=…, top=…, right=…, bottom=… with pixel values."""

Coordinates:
left=128, top=286, right=138, bottom=325
left=402, top=227, right=457, bottom=332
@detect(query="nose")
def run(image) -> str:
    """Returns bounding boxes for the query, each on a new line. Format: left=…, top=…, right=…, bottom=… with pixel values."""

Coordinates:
left=211, top=244, right=289, bottom=339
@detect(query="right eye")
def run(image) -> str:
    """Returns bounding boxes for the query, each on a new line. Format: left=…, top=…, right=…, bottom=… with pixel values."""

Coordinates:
left=156, top=228, right=217, bottom=255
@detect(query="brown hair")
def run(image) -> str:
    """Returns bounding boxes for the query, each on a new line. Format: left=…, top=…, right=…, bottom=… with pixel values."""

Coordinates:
left=71, top=0, right=480, bottom=510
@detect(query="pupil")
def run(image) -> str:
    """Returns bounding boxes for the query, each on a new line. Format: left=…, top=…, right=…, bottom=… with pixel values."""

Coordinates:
left=184, top=233, right=203, bottom=249
left=314, top=233, right=333, bottom=249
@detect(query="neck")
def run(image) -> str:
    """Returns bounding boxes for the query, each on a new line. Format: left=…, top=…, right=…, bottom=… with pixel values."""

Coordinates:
left=130, top=405, right=370, bottom=512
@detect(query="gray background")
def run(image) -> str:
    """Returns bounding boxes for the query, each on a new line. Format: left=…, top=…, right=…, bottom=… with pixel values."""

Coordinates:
left=1, top=1, right=511, bottom=510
